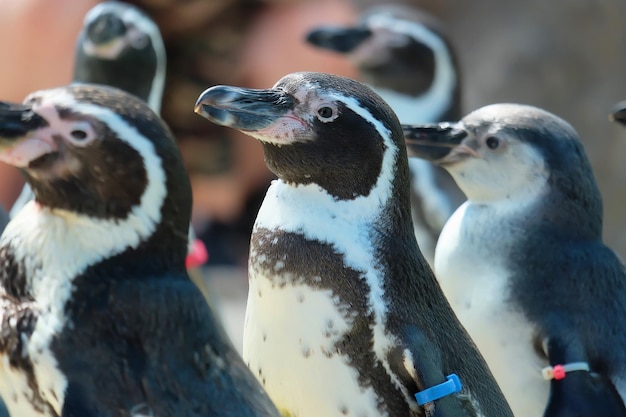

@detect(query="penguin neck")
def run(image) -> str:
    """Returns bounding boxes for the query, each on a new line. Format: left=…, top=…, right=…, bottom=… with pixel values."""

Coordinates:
left=146, top=36, right=166, bottom=114
left=462, top=179, right=603, bottom=241
left=72, top=55, right=165, bottom=114
left=462, top=187, right=547, bottom=231
left=0, top=195, right=186, bottom=301
left=361, top=26, right=459, bottom=125
left=532, top=190, right=603, bottom=241
left=255, top=150, right=414, bottom=258
left=369, top=76, right=459, bottom=125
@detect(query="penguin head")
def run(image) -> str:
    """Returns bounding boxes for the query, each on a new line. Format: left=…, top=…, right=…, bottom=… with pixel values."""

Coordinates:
left=0, top=84, right=190, bottom=258
left=404, top=103, right=603, bottom=234
left=195, top=71, right=409, bottom=202
left=74, top=1, right=166, bottom=112
left=306, top=5, right=458, bottom=98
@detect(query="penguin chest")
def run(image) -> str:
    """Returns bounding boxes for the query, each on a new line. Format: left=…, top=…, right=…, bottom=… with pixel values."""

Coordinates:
left=241, top=222, right=415, bottom=417
left=434, top=203, right=548, bottom=416
left=243, top=273, right=386, bottom=417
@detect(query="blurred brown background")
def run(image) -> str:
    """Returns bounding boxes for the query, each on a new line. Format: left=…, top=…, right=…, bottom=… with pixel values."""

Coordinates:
left=355, top=0, right=626, bottom=256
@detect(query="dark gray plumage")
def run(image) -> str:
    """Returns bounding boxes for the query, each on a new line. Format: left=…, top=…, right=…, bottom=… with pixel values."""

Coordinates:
left=0, top=84, right=280, bottom=417
left=195, top=71, right=512, bottom=417
left=404, top=103, right=626, bottom=417
left=306, top=4, right=465, bottom=265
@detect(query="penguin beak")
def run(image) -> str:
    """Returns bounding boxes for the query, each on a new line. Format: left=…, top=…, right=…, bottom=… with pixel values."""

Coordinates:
left=85, top=12, right=126, bottom=45
left=609, top=100, right=626, bottom=127
left=0, top=101, right=52, bottom=168
left=0, top=102, right=47, bottom=140
left=403, top=123, right=474, bottom=162
left=80, top=10, right=129, bottom=60
left=194, top=86, right=296, bottom=131
left=305, top=26, right=373, bottom=53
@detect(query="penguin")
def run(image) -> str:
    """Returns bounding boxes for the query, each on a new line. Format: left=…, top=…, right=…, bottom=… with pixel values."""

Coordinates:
left=9, top=1, right=208, bottom=270
left=73, top=0, right=166, bottom=113
left=0, top=84, right=280, bottom=417
left=403, top=103, right=626, bottom=417
left=609, top=100, right=626, bottom=127
left=194, top=71, right=513, bottom=417
left=305, top=4, right=465, bottom=265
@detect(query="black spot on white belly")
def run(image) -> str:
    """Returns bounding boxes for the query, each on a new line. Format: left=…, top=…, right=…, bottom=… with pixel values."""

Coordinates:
left=250, top=227, right=414, bottom=416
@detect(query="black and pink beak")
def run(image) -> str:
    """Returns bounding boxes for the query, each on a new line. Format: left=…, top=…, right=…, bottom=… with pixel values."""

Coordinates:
left=0, top=102, right=50, bottom=167
left=194, top=85, right=295, bottom=132
left=403, top=123, right=468, bottom=162
left=0, top=102, right=52, bottom=168
left=0, top=102, right=47, bottom=141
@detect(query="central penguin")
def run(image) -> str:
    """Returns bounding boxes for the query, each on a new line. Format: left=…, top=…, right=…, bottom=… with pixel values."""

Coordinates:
left=195, top=72, right=512, bottom=417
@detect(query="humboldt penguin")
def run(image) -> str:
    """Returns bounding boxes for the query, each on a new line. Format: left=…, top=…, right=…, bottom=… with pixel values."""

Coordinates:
left=404, top=103, right=626, bottom=417
left=0, top=85, right=280, bottom=417
left=195, top=71, right=512, bottom=417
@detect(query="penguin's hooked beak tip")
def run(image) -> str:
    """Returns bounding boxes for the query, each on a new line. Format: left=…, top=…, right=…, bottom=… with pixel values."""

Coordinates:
left=193, top=86, right=232, bottom=123
left=403, top=123, right=469, bottom=162
left=193, top=99, right=209, bottom=119
left=0, top=101, right=54, bottom=169
left=0, top=102, right=48, bottom=143
left=609, top=101, right=626, bottom=127
left=194, top=85, right=246, bottom=116
left=194, top=86, right=295, bottom=131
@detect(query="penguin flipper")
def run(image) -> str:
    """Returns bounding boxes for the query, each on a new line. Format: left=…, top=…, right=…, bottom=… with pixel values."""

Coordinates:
left=61, top=381, right=104, bottom=417
left=542, top=336, right=626, bottom=417
left=544, top=371, right=626, bottom=417
left=398, top=325, right=480, bottom=417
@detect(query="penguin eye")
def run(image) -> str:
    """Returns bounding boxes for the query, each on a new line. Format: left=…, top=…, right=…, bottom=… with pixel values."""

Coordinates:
left=71, top=130, right=88, bottom=140
left=129, top=30, right=149, bottom=49
left=67, top=121, right=95, bottom=145
left=316, top=105, right=337, bottom=122
left=486, top=136, right=500, bottom=149
left=318, top=107, right=333, bottom=118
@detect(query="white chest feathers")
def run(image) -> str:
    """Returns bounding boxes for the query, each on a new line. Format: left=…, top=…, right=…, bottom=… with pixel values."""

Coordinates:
left=244, top=273, right=387, bottom=417
left=242, top=179, right=419, bottom=417
left=434, top=202, right=548, bottom=416
left=0, top=198, right=160, bottom=416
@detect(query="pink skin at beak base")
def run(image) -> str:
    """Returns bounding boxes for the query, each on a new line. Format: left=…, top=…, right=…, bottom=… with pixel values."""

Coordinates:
left=0, top=135, right=56, bottom=168
left=252, top=114, right=308, bottom=145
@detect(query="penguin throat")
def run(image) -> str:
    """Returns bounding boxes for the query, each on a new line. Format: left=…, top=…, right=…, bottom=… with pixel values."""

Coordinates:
left=0, top=198, right=163, bottom=298
left=262, top=143, right=383, bottom=201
